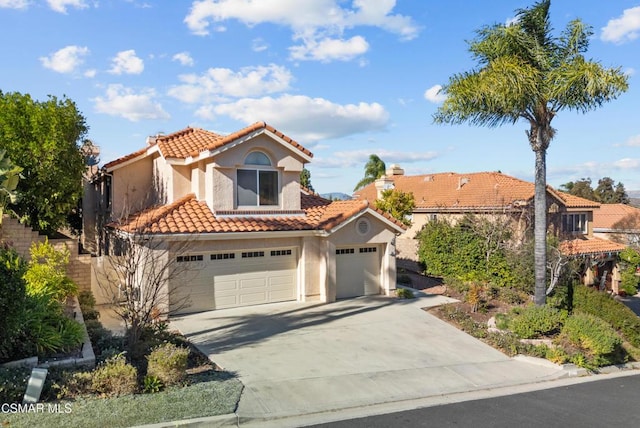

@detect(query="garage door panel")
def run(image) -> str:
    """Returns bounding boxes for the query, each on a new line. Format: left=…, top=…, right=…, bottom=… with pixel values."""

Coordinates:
left=336, top=246, right=381, bottom=299
left=172, top=247, right=297, bottom=314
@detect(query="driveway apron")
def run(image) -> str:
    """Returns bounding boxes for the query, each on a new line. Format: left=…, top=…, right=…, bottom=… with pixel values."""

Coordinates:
left=170, top=294, right=564, bottom=421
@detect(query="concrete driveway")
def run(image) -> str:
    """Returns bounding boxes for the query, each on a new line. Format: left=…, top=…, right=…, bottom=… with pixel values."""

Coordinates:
left=170, top=293, right=564, bottom=424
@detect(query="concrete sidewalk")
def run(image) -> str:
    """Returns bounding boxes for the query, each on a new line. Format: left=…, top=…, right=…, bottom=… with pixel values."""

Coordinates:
left=169, top=293, right=570, bottom=426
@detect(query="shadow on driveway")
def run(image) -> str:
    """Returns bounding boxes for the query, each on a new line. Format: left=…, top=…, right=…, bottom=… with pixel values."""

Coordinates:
left=171, top=296, right=397, bottom=353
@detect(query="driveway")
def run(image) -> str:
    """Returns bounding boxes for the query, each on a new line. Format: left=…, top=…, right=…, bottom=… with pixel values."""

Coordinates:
left=170, top=294, right=564, bottom=423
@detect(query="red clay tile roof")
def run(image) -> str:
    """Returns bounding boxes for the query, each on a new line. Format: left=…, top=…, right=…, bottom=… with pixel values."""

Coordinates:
left=105, top=122, right=312, bottom=169
left=593, top=203, right=640, bottom=230
left=559, top=237, right=626, bottom=256
left=354, top=171, right=598, bottom=210
left=111, top=193, right=404, bottom=235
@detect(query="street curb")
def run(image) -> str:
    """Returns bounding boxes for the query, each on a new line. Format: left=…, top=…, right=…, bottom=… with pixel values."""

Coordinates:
left=133, top=413, right=238, bottom=428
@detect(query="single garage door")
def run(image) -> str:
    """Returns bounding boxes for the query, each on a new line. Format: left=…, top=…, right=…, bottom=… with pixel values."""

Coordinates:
left=336, top=245, right=381, bottom=299
left=171, top=248, right=297, bottom=314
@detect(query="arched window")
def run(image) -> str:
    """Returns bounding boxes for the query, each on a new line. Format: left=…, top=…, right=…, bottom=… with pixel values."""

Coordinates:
left=237, top=151, right=278, bottom=206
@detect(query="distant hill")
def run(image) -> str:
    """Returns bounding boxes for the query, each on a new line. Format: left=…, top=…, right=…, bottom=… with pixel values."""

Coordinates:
left=321, top=192, right=352, bottom=201
left=628, top=191, right=640, bottom=207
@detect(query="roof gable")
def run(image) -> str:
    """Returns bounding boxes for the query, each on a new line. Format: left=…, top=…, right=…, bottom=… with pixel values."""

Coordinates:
left=105, top=122, right=313, bottom=170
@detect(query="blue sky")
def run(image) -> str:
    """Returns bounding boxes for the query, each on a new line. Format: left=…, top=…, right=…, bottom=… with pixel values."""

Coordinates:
left=1, top=0, right=639, bottom=195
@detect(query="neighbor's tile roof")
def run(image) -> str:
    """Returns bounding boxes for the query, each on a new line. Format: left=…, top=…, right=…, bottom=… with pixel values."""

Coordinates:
left=112, top=193, right=404, bottom=234
left=559, top=237, right=626, bottom=256
left=592, top=203, right=640, bottom=230
left=105, top=121, right=312, bottom=169
left=354, top=171, right=598, bottom=210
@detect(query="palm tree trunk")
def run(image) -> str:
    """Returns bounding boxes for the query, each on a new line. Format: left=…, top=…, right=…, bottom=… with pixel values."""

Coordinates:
left=534, top=147, right=547, bottom=305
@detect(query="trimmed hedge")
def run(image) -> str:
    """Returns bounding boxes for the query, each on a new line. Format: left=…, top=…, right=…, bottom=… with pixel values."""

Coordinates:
left=573, top=285, right=640, bottom=348
left=559, top=312, right=624, bottom=367
left=508, top=305, right=567, bottom=339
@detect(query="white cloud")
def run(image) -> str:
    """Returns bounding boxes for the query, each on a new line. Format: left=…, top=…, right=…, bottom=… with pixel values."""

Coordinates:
left=40, top=45, right=89, bottom=73
left=93, top=84, right=169, bottom=122
left=109, top=50, right=144, bottom=75
left=289, top=36, right=369, bottom=62
left=315, top=148, right=437, bottom=169
left=201, top=94, right=388, bottom=142
left=0, top=0, right=29, bottom=9
left=172, top=51, right=194, bottom=66
left=84, top=69, right=97, bottom=78
left=601, top=6, right=640, bottom=43
left=168, top=64, right=293, bottom=103
left=47, top=0, right=88, bottom=13
left=624, top=67, right=636, bottom=76
left=184, top=0, right=419, bottom=62
left=424, top=84, right=446, bottom=103
left=625, top=135, right=640, bottom=146
left=252, top=38, right=268, bottom=52
left=614, top=158, right=640, bottom=169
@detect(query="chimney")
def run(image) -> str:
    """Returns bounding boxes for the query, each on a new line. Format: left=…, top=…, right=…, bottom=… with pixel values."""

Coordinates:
left=386, top=164, right=404, bottom=176
left=457, top=177, right=470, bottom=189
left=374, top=175, right=395, bottom=199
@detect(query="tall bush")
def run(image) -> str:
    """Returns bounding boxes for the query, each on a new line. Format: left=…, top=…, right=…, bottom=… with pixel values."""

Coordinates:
left=573, top=284, right=640, bottom=347
left=559, top=312, right=625, bottom=367
left=24, top=240, right=78, bottom=301
left=0, top=246, right=27, bottom=361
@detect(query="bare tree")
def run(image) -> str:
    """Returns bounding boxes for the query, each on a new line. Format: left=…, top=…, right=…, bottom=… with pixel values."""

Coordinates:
left=94, top=206, right=199, bottom=349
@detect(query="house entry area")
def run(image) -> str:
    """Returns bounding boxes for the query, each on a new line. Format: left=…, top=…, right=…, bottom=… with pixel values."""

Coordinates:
left=335, top=245, right=381, bottom=299
left=170, top=247, right=298, bottom=314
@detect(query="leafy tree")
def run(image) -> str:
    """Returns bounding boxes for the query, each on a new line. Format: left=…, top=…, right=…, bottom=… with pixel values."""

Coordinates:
left=434, top=0, right=628, bottom=305
left=354, top=154, right=386, bottom=191
left=559, top=178, right=595, bottom=201
left=0, top=91, right=88, bottom=234
left=595, top=177, right=629, bottom=204
left=0, top=149, right=22, bottom=224
left=560, top=176, right=629, bottom=204
left=300, top=167, right=314, bottom=193
left=374, top=189, right=415, bottom=226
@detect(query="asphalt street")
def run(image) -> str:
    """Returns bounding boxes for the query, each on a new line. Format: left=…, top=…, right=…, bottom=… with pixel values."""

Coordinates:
left=311, top=373, right=640, bottom=428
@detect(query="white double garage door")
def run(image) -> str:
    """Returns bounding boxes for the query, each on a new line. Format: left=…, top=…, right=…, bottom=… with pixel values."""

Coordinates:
left=172, top=245, right=381, bottom=315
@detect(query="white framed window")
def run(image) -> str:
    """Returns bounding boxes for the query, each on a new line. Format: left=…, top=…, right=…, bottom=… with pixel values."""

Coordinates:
left=562, top=213, right=587, bottom=234
left=237, top=151, right=279, bottom=206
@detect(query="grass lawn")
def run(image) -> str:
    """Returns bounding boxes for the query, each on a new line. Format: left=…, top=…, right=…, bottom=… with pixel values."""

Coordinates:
left=1, top=371, right=243, bottom=428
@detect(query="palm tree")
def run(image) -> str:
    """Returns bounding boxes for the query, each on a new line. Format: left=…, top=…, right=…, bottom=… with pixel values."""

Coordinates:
left=354, top=154, right=386, bottom=191
left=434, top=0, right=628, bottom=305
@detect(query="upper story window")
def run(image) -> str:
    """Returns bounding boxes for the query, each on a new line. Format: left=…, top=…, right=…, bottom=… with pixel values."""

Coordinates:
left=562, top=213, right=587, bottom=234
left=237, top=151, right=279, bottom=206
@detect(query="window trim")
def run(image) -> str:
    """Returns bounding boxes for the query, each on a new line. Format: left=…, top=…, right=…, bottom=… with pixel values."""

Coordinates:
left=562, top=213, right=588, bottom=234
left=237, top=151, right=279, bottom=207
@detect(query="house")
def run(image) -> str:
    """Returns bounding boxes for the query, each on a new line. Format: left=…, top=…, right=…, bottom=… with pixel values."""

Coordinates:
left=83, top=122, right=404, bottom=315
left=354, top=167, right=626, bottom=293
left=592, top=203, right=640, bottom=247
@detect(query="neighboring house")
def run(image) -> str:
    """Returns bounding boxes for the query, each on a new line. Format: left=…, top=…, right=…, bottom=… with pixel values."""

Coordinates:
left=592, top=203, right=640, bottom=247
left=354, top=167, right=626, bottom=293
left=83, top=122, right=404, bottom=314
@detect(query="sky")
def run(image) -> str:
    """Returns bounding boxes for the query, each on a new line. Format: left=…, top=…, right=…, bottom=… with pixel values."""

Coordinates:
left=1, top=1, right=639, bottom=196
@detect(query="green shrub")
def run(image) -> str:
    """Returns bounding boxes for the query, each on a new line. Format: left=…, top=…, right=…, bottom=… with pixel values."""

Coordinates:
left=0, top=246, right=28, bottom=361
left=544, top=346, right=570, bottom=365
left=24, top=240, right=78, bottom=302
left=559, top=312, right=625, bottom=367
left=507, top=305, right=566, bottom=339
left=0, top=367, right=31, bottom=403
left=92, top=354, right=138, bottom=397
left=443, top=276, right=468, bottom=294
left=78, top=290, right=100, bottom=320
left=58, top=317, right=85, bottom=351
left=395, top=288, right=415, bottom=299
left=498, top=287, right=527, bottom=305
left=573, top=285, right=640, bottom=347
left=53, top=370, right=93, bottom=399
left=143, top=375, right=164, bottom=393
left=84, top=319, right=124, bottom=360
left=146, top=343, right=189, bottom=387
